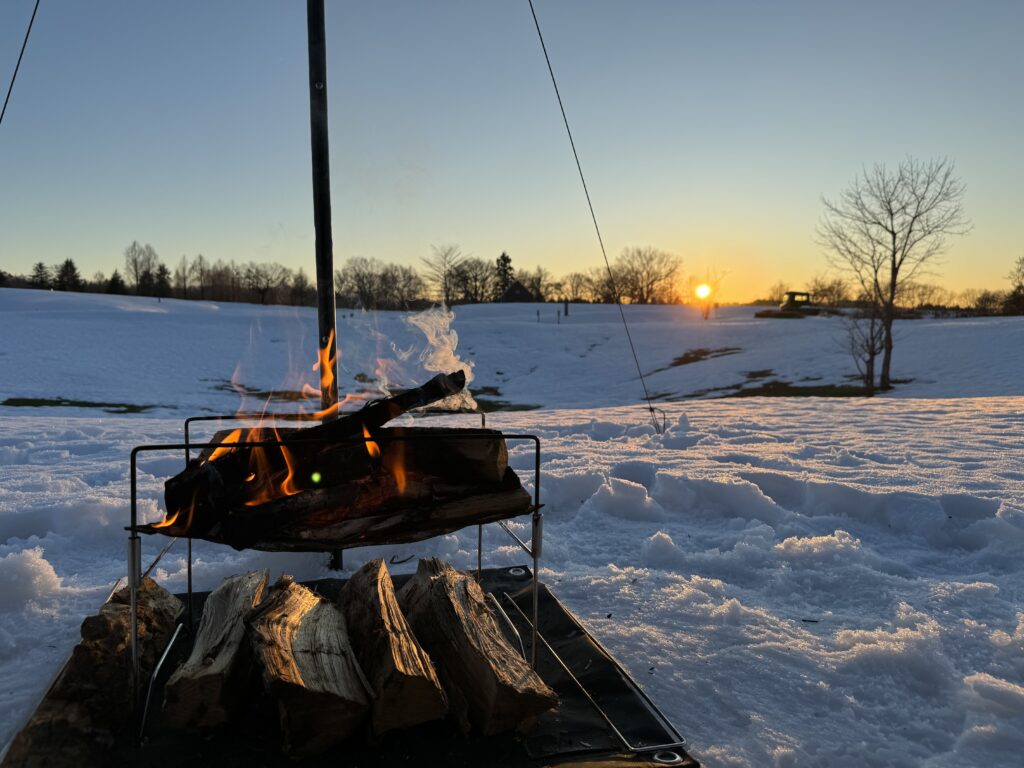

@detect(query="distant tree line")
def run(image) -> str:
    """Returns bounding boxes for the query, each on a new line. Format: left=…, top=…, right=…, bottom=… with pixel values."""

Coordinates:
left=760, top=257, right=1024, bottom=318
left=3, top=241, right=689, bottom=309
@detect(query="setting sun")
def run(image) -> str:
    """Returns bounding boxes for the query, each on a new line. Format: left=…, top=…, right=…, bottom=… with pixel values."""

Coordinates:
left=695, top=283, right=712, bottom=300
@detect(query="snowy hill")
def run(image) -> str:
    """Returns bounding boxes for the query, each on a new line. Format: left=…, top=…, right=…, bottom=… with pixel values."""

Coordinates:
left=1, top=288, right=1023, bottom=766
left=2, top=288, right=1023, bottom=416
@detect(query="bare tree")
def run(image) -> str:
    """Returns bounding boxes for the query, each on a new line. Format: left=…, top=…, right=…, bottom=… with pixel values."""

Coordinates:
left=844, top=307, right=885, bottom=395
left=765, top=280, right=789, bottom=305
left=562, top=272, right=588, bottom=302
left=517, top=266, right=551, bottom=302
left=336, top=256, right=384, bottom=308
left=808, top=274, right=849, bottom=307
left=1008, top=255, right=1024, bottom=291
left=243, top=262, right=289, bottom=304
left=290, top=268, right=314, bottom=306
left=380, top=264, right=425, bottom=308
left=189, top=254, right=210, bottom=299
left=173, top=256, right=189, bottom=299
left=818, top=157, right=971, bottom=388
left=451, top=257, right=495, bottom=303
left=583, top=266, right=620, bottom=303
left=124, top=241, right=159, bottom=293
left=421, top=244, right=464, bottom=305
left=614, top=246, right=681, bottom=304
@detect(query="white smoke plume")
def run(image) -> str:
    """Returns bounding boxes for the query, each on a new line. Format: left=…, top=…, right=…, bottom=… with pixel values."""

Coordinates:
left=374, top=305, right=476, bottom=411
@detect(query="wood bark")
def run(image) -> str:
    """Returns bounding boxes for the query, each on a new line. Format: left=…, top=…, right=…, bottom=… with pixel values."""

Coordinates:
left=397, top=558, right=557, bottom=736
left=162, top=570, right=267, bottom=729
left=1, top=579, right=181, bottom=768
left=247, top=577, right=371, bottom=756
left=339, top=559, right=447, bottom=735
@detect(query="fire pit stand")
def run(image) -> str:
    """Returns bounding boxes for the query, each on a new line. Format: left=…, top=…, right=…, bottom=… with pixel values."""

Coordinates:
left=109, top=414, right=696, bottom=766
left=125, top=416, right=544, bottom=704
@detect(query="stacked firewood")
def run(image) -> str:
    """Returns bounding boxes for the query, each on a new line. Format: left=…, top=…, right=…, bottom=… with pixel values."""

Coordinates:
left=162, top=559, right=557, bottom=757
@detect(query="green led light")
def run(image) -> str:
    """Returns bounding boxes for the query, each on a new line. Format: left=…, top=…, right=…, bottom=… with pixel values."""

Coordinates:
left=310, top=471, right=322, bottom=484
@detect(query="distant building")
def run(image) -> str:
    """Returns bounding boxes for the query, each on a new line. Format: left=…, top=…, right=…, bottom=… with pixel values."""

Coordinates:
left=499, top=280, right=534, bottom=303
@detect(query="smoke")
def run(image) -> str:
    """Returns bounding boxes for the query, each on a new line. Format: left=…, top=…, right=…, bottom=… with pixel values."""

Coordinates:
left=374, top=305, right=476, bottom=411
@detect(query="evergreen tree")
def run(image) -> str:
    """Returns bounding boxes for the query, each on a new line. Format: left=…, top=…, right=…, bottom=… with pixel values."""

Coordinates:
left=154, top=263, right=172, bottom=298
left=29, top=262, right=50, bottom=288
left=495, top=251, right=513, bottom=298
left=0, top=269, right=9, bottom=286
left=107, top=269, right=127, bottom=294
left=53, top=259, right=83, bottom=291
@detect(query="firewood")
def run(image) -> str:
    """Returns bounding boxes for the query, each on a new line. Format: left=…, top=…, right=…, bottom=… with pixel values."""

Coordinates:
left=397, top=558, right=558, bottom=736
left=339, top=559, right=447, bottom=735
left=219, top=481, right=531, bottom=552
left=247, top=577, right=371, bottom=756
left=143, top=425, right=532, bottom=552
left=162, top=570, right=267, bottom=729
left=2, top=579, right=181, bottom=768
left=161, top=371, right=467, bottom=529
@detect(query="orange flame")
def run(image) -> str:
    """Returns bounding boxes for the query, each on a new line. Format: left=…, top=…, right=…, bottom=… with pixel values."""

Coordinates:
left=208, top=428, right=243, bottom=462
left=153, top=491, right=197, bottom=531
left=312, top=329, right=336, bottom=396
left=362, top=424, right=381, bottom=459
left=386, top=440, right=407, bottom=495
left=152, top=509, right=179, bottom=529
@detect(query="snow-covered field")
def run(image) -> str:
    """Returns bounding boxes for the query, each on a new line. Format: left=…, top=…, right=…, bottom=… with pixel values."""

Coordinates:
left=1, top=288, right=1023, bottom=766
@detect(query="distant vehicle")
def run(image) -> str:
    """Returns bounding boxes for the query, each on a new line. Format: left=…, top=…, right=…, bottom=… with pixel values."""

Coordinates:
left=755, top=291, right=822, bottom=319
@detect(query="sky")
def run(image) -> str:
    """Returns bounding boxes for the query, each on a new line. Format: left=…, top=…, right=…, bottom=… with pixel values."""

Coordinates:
left=0, top=0, right=1021, bottom=303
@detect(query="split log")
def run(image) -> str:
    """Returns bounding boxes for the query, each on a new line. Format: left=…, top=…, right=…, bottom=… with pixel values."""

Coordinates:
left=397, top=558, right=558, bottom=736
left=142, top=426, right=532, bottom=552
left=247, top=577, right=371, bottom=756
left=339, top=559, right=447, bottom=735
left=162, top=571, right=268, bottom=729
left=1, top=579, right=181, bottom=768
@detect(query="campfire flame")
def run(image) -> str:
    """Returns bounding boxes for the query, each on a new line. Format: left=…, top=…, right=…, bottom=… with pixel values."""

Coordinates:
left=209, top=428, right=243, bottom=462
left=362, top=424, right=381, bottom=459
left=385, top=441, right=407, bottom=495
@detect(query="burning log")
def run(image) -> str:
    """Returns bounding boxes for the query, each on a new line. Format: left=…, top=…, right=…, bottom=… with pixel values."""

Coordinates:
left=146, top=424, right=531, bottom=552
left=247, top=576, right=371, bottom=756
left=397, top=558, right=558, bottom=736
left=162, top=571, right=268, bottom=729
left=139, top=370, right=532, bottom=552
left=339, top=559, right=448, bottom=736
left=162, top=371, right=467, bottom=527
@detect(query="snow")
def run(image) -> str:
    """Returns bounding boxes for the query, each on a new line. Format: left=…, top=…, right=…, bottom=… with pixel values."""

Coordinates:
left=1, top=287, right=1023, bottom=766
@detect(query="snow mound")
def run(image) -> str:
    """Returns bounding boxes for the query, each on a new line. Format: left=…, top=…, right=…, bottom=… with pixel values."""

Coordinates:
left=774, top=530, right=864, bottom=563
left=0, top=547, right=63, bottom=612
left=582, top=477, right=666, bottom=522
left=660, top=413, right=706, bottom=449
left=642, top=531, right=686, bottom=569
left=964, top=673, right=1024, bottom=718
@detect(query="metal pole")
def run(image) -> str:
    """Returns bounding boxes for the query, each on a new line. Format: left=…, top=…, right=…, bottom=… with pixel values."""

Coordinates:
left=307, top=0, right=338, bottom=417
left=307, top=0, right=344, bottom=571
left=129, top=450, right=142, bottom=706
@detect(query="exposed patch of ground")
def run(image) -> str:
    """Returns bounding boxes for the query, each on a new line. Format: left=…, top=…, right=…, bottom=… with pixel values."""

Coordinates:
left=212, top=380, right=317, bottom=403
left=648, top=347, right=741, bottom=375
left=0, top=397, right=169, bottom=414
left=471, top=385, right=541, bottom=412
left=724, top=381, right=872, bottom=398
left=668, top=376, right=873, bottom=400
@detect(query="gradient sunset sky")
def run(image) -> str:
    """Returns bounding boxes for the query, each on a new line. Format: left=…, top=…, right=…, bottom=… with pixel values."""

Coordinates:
left=1, top=0, right=1021, bottom=302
